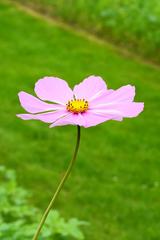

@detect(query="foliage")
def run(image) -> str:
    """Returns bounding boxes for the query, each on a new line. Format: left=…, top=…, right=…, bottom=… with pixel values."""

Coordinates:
left=0, top=166, right=87, bottom=240
left=12, top=0, right=160, bottom=63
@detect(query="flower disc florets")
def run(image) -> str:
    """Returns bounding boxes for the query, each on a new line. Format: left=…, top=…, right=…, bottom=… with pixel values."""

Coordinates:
left=66, top=99, right=88, bottom=113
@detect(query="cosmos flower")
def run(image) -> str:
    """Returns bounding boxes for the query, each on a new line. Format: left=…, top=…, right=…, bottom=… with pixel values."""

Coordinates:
left=17, top=75, right=144, bottom=239
left=17, top=76, right=144, bottom=127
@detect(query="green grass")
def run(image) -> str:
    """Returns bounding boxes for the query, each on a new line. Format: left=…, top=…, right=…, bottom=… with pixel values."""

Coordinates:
left=13, top=0, right=160, bottom=63
left=0, top=1, right=160, bottom=239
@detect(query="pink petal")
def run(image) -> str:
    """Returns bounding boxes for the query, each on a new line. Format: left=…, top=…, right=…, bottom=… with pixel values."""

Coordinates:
left=18, top=91, right=64, bottom=114
left=73, top=75, right=107, bottom=101
left=17, top=110, right=68, bottom=123
left=81, top=111, right=118, bottom=128
left=35, top=77, right=73, bottom=105
left=92, top=102, right=144, bottom=118
left=50, top=113, right=86, bottom=128
left=90, top=85, right=135, bottom=107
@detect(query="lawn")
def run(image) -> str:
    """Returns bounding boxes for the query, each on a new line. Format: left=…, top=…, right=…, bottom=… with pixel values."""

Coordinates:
left=0, top=1, right=160, bottom=239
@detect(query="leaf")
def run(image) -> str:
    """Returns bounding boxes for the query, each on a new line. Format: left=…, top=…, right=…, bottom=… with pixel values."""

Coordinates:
left=0, top=165, right=88, bottom=240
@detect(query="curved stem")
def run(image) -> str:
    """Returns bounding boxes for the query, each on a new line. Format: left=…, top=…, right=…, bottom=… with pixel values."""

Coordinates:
left=32, top=125, right=81, bottom=240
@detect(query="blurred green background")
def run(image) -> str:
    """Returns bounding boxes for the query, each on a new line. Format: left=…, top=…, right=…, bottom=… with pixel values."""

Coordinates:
left=12, top=0, right=160, bottom=63
left=0, top=0, right=160, bottom=239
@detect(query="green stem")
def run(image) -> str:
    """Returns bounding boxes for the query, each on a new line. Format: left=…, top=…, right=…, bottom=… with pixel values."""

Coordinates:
left=32, top=125, right=81, bottom=240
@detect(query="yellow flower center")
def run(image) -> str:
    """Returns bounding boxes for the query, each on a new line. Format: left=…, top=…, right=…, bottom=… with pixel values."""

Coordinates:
left=66, top=99, right=88, bottom=113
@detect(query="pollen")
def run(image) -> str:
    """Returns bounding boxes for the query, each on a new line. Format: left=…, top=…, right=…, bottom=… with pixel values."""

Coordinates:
left=66, top=99, right=89, bottom=113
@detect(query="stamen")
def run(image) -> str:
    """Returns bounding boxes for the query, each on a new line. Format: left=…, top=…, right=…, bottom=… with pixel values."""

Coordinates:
left=66, top=98, right=88, bottom=113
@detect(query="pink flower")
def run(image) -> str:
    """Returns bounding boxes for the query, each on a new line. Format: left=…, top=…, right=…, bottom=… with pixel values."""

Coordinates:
left=17, top=76, right=144, bottom=128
